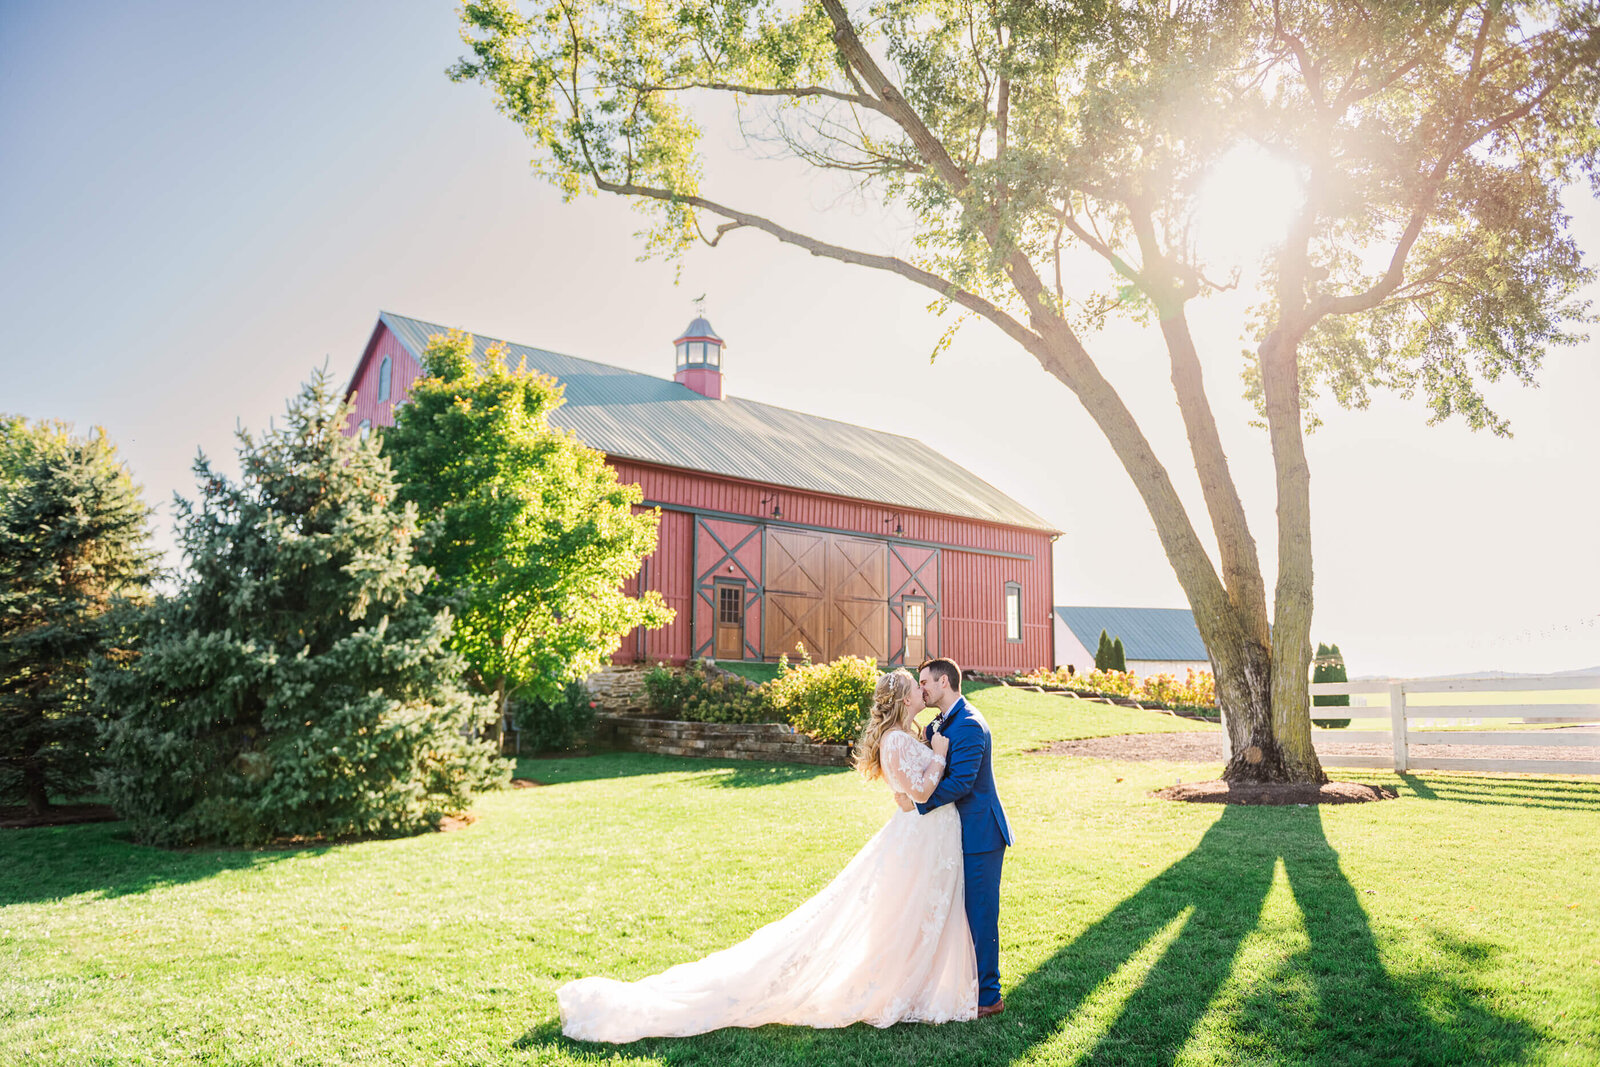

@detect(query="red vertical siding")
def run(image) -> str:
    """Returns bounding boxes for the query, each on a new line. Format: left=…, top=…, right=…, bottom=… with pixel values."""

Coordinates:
left=608, top=459, right=1054, bottom=674
left=614, top=507, right=693, bottom=665
left=343, top=324, right=422, bottom=434
left=692, top=517, right=763, bottom=660
left=346, top=321, right=1057, bottom=675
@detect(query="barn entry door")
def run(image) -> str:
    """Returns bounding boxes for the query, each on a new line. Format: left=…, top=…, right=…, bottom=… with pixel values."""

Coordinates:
left=903, top=598, right=926, bottom=666
left=765, top=529, right=888, bottom=663
left=714, top=581, right=745, bottom=660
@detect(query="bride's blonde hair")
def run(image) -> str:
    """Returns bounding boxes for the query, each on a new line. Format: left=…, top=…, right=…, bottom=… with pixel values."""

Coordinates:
left=854, top=669, right=919, bottom=781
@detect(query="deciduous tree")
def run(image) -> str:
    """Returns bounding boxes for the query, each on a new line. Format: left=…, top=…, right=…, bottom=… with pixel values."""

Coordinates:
left=453, top=0, right=1600, bottom=782
left=382, top=331, right=672, bottom=745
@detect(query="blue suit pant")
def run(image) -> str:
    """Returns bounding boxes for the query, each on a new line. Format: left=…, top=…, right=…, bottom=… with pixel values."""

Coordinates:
left=964, top=846, right=1005, bottom=1007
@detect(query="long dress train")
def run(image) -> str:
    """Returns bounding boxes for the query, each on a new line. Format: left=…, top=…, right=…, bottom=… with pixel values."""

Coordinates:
left=557, top=729, right=977, bottom=1042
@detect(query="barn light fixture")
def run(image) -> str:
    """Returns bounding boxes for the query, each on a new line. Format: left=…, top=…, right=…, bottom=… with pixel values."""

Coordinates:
left=885, top=514, right=904, bottom=536
left=759, top=494, right=782, bottom=521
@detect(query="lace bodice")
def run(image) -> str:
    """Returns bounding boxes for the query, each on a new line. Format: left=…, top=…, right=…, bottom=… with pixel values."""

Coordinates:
left=880, top=730, right=945, bottom=802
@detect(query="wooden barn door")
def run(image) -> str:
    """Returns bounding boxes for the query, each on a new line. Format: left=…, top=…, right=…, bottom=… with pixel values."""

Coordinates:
left=714, top=581, right=745, bottom=660
left=827, top=536, right=888, bottom=662
left=765, top=529, right=828, bottom=660
left=764, top=528, right=887, bottom=663
left=903, top=599, right=925, bottom=666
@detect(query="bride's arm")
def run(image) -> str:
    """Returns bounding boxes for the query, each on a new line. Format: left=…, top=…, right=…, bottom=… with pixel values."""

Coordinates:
left=882, top=732, right=946, bottom=804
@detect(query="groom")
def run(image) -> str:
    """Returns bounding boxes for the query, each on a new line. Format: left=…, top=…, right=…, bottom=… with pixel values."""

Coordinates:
left=895, top=657, right=1013, bottom=1018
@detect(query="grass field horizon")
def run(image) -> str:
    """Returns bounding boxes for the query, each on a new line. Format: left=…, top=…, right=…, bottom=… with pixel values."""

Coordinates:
left=3, top=684, right=1596, bottom=1065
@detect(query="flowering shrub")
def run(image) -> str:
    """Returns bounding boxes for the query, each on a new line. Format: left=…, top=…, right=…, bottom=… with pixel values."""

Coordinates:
left=643, top=661, right=775, bottom=724
left=1012, top=665, right=1218, bottom=708
left=765, top=646, right=877, bottom=744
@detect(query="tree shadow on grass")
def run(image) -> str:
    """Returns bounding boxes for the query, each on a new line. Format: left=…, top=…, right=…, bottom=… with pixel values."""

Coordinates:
left=0, top=819, right=324, bottom=907
left=520, top=804, right=1539, bottom=1067
left=515, top=753, right=847, bottom=790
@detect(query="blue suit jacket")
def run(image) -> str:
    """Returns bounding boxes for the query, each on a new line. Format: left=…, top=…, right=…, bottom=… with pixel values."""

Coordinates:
left=916, top=696, right=1013, bottom=852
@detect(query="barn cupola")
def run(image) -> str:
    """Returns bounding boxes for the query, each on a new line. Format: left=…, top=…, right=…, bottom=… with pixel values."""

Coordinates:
left=673, top=315, right=725, bottom=400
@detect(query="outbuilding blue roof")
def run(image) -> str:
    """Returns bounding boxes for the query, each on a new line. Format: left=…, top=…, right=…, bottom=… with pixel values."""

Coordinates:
left=1055, top=606, right=1210, bottom=663
left=373, top=312, right=1057, bottom=532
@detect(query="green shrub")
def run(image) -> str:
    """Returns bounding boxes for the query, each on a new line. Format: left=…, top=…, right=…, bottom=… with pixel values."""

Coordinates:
left=766, top=646, right=876, bottom=744
left=1312, top=641, right=1351, bottom=728
left=512, top=680, right=596, bottom=753
left=643, top=660, right=774, bottom=724
left=1094, top=629, right=1114, bottom=670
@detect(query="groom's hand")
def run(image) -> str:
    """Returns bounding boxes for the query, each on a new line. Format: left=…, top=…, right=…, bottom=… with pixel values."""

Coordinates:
left=894, top=792, right=915, bottom=812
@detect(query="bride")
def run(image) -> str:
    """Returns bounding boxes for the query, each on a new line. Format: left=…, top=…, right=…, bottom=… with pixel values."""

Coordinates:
left=557, top=668, right=978, bottom=1042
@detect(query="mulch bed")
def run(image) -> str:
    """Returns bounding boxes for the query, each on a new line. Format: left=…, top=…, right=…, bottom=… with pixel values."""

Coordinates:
left=0, top=803, right=119, bottom=830
left=1152, top=780, right=1398, bottom=805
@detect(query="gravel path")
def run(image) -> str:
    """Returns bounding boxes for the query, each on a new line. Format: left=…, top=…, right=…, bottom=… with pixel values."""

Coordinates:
left=1038, top=726, right=1600, bottom=764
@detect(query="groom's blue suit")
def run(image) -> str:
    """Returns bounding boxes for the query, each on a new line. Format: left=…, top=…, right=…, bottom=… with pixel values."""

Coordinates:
left=918, top=695, right=1012, bottom=1007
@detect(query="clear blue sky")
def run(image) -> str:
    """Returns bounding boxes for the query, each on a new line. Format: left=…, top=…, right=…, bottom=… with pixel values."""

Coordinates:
left=3, top=1, right=1596, bottom=677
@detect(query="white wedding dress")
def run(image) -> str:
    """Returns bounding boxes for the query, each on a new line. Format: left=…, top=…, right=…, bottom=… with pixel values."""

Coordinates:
left=558, top=730, right=977, bottom=1042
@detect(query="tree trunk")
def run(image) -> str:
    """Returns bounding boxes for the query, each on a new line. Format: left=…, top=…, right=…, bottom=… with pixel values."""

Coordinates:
left=23, top=764, right=50, bottom=817
left=1258, top=327, right=1328, bottom=784
left=492, top=676, right=508, bottom=756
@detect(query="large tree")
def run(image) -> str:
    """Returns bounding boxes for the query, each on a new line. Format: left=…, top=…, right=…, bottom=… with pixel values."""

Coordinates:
left=382, top=331, right=671, bottom=746
left=96, top=372, right=507, bottom=847
left=452, top=0, right=1600, bottom=782
left=0, top=418, right=157, bottom=815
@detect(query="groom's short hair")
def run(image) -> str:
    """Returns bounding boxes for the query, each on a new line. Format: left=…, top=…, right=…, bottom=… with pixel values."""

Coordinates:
left=920, top=658, right=962, bottom=691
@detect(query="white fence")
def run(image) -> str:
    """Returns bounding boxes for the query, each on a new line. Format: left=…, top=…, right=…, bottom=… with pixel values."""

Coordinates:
left=1302, top=674, right=1600, bottom=775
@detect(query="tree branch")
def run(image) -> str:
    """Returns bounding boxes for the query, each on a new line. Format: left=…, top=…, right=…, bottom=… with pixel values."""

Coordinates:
left=592, top=173, right=1044, bottom=357
left=639, top=80, right=896, bottom=119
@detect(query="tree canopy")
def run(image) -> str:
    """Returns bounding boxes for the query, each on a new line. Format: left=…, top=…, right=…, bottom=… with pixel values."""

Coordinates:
left=96, top=372, right=506, bottom=846
left=383, top=331, right=672, bottom=736
left=0, top=417, right=157, bottom=813
left=452, top=0, right=1600, bottom=782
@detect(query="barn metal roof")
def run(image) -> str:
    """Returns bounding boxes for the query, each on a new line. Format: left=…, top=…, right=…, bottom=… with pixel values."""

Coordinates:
left=375, top=312, right=1057, bottom=532
left=1055, top=606, right=1210, bottom=663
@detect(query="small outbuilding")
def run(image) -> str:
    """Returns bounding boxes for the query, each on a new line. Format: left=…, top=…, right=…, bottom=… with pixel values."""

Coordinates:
left=345, top=311, right=1060, bottom=675
left=1054, top=606, right=1211, bottom=677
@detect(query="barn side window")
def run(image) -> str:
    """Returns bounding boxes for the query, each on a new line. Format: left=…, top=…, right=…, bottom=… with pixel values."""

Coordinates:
left=377, top=356, right=393, bottom=402
left=1004, top=582, right=1022, bottom=642
left=357, top=418, right=373, bottom=439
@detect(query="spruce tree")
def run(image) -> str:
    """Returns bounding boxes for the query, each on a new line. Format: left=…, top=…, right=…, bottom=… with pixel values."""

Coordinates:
left=0, top=418, right=157, bottom=814
left=1094, top=629, right=1114, bottom=671
left=96, top=370, right=507, bottom=847
left=383, top=331, right=671, bottom=744
left=1111, top=636, right=1128, bottom=672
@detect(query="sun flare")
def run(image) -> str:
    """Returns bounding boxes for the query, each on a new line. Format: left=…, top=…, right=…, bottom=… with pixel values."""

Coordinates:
left=1189, top=144, right=1307, bottom=272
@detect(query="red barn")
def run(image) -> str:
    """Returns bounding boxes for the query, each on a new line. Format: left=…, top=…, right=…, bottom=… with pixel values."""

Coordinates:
left=344, top=312, right=1060, bottom=675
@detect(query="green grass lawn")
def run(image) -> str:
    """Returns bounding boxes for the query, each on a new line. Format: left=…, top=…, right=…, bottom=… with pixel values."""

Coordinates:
left=3, top=685, right=1597, bottom=1066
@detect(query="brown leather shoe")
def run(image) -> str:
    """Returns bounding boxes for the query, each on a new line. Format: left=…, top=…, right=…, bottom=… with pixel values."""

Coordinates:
left=976, top=999, right=1005, bottom=1019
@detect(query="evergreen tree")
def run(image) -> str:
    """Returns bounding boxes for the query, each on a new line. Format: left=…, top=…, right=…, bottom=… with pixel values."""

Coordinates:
left=1111, top=637, right=1128, bottom=673
left=96, top=370, right=507, bottom=847
left=0, top=418, right=157, bottom=814
left=1094, top=629, right=1114, bottom=671
left=383, top=331, right=672, bottom=743
left=1311, top=642, right=1351, bottom=728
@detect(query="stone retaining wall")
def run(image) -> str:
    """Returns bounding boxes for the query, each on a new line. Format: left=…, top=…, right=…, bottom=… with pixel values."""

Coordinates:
left=594, top=714, right=851, bottom=767
left=584, top=664, right=656, bottom=715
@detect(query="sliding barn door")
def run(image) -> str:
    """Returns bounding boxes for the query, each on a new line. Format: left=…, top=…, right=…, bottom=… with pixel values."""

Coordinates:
left=764, top=528, right=887, bottom=664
